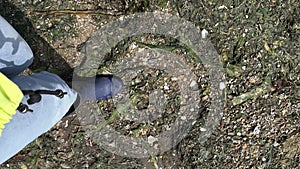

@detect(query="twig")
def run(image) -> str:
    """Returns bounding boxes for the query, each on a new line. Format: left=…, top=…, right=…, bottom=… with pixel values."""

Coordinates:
left=34, top=9, right=123, bottom=16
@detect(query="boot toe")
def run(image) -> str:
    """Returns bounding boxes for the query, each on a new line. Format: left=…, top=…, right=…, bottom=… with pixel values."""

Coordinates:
left=111, top=76, right=124, bottom=96
left=95, top=75, right=124, bottom=100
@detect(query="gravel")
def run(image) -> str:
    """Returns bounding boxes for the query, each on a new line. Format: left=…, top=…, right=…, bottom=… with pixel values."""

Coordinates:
left=0, top=0, right=299, bottom=168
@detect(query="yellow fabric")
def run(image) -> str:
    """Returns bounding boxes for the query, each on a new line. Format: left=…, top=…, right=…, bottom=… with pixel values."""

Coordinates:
left=0, top=72, right=24, bottom=137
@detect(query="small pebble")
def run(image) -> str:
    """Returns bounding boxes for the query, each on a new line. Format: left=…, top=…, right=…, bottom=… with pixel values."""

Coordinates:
left=189, top=80, right=198, bottom=90
left=253, top=125, right=261, bottom=135
left=164, top=85, right=169, bottom=90
left=219, top=82, right=226, bottom=90
left=181, top=116, right=187, bottom=120
left=200, top=127, right=207, bottom=132
left=171, top=77, right=178, bottom=81
left=148, top=136, right=158, bottom=145
left=201, top=29, right=208, bottom=38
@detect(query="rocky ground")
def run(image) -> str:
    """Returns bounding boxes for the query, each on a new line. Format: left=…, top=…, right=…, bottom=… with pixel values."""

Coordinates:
left=0, top=0, right=299, bottom=168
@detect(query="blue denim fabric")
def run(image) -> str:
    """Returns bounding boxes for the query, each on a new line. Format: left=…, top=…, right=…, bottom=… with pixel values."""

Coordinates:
left=0, top=15, right=77, bottom=164
left=0, top=16, right=33, bottom=77
left=0, top=72, right=77, bottom=164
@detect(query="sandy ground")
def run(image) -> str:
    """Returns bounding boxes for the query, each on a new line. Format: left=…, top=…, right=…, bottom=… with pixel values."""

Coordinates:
left=0, top=0, right=299, bottom=168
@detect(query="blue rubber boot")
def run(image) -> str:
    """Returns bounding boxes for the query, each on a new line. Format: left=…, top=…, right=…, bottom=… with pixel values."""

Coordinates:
left=71, top=74, right=124, bottom=105
left=94, top=75, right=123, bottom=100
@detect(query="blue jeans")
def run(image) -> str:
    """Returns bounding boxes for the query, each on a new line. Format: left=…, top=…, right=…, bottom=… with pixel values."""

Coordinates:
left=0, top=15, right=77, bottom=164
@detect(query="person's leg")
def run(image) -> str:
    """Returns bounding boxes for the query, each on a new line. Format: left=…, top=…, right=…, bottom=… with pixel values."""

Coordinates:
left=0, top=15, right=33, bottom=77
left=0, top=15, right=124, bottom=164
left=0, top=16, right=76, bottom=163
left=0, top=71, right=124, bottom=164
left=0, top=71, right=77, bottom=164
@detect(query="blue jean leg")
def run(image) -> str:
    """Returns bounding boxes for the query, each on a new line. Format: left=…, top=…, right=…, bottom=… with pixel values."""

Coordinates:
left=0, top=15, right=33, bottom=77
left=0, top=72, right=77, bottom=164
left=0, top=16, right=78, bottom=164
